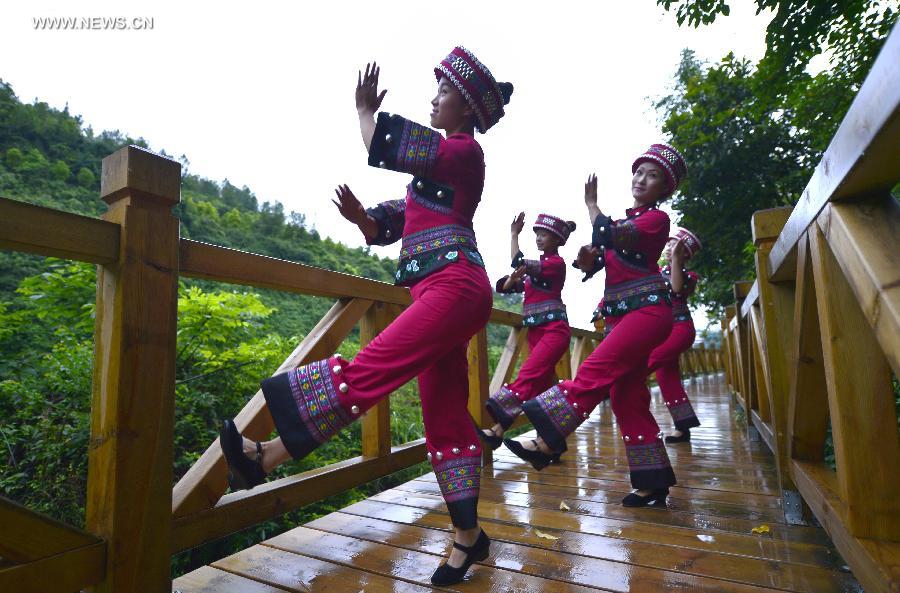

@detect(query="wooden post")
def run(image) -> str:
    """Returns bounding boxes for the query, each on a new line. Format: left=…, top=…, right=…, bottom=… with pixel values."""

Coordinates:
left=809, top=225, right=900, bottom=540
left=86, top=146, right=181, bottom=593
left=751, top=207, right=796, bottom=493
left=360, top=302, right=395, bottom=457
left=466, top=328, right=491, bottom=466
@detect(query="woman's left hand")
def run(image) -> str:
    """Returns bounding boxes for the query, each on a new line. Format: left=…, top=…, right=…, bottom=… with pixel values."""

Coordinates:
left=356, top=62, right=388, bottom=116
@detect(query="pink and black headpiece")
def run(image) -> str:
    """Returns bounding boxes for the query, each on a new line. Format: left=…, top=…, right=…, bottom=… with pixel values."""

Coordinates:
left=533, top=214, right=575, bottom=245
left=671, top=227, right=702, bottom=259
left=632, top=143, right=688, bottom=197
left=435, top=46, right=512, bottom=133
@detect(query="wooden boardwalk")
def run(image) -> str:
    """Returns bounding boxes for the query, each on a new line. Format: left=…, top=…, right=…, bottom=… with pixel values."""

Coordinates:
left=173, top=374, right=862, bottom=593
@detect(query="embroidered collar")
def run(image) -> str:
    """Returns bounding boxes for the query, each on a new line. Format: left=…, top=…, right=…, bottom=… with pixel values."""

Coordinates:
left=625, top=202, right=659, bottom=219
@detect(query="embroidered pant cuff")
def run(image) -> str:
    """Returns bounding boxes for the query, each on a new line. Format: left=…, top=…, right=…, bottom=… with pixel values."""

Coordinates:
left=669, top=400, right=701, bottom=432
left=521, top=387, right=581, bottom=453
left=485, top=386, right=522, bottom=430
left=435, top=455, right=481, bottom=529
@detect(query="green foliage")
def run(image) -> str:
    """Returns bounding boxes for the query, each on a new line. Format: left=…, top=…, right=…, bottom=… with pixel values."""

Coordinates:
left=654, top=2, right=897, bottom=312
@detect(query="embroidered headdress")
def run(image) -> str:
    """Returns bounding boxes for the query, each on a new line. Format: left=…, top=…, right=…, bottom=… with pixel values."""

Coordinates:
left=671, top=227, right=702, bottom=259
left=435, top=46, right=511, bottom=133
left=632, top=143, right=687, bottom=197
left=533, top=214, right=575, bottom=245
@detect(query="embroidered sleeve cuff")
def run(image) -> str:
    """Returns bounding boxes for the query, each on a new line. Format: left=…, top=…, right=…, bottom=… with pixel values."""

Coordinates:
left=523, top=259, right=542, bottom=277
left=591, top=214, right=613, bottom=248
left=511, top=250, right=525, bottom=269
left=368, top=112, right=441, bottom=178
left=365, top=199, right=406, bottom=246
left=495, top=275, right=524, bottom=294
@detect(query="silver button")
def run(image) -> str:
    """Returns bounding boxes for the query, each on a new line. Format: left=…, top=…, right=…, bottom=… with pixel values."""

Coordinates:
left=339, top=383, right=348, bottom=393
left=582, top=412, right=589, bottom=419
left=638, top=435, right=644, bottom=441
left=416, top=181, right=424, bottom=190
left=624, top=436, right=630, bottom=442
left=452, top=447, right=460, bottom=455
left=332, top=365, right=342, bottom=374
left=385, top=133, right=392, bottom=143
left=573, top=402, right=578, bottom=409
left=599, top=226, right=605, bottom=232
left=378, top=161, right=386, bottom=168
left=426, top=452, right=432, bottom=461
left=469, top=444, right=477, bottom=451
left=435, top=451, right=443, bottom=460
left=350, top=405, right=359, bottom=414
left=436, top=190, right=444, bottom=199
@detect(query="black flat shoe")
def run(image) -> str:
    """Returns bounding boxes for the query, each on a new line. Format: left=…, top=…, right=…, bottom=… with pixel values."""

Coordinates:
left=220, top=419, right=267, bottom=491
left=430, top=529, right=491, bottom=585
left=504, top=438, right=555, bottom=471
left=477, top=427, right=503, bottom=451
left=622, top=488, right=669, bottom=507
left=665, top=429, right=691, bottom=443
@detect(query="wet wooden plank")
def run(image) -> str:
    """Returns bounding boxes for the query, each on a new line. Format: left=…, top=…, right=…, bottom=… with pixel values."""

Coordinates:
left=264, top=526, right=603, bottom=592
left=326, top=506, right=860, bottom=593
left=210, top=545, right=438, bottom=592
left=369, top=489, right=842, bottom=570
left=174, top=565, right=300, bottom=593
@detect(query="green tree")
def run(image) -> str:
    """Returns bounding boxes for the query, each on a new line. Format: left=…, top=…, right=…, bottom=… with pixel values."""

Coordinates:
left=76, top=166, right=95, bottom=188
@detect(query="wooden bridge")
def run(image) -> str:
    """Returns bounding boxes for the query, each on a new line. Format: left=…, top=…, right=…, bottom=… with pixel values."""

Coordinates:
left=1, top=24, right=898, bottom=593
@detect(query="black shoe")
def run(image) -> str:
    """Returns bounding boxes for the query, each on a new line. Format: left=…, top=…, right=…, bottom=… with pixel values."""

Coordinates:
left=504, top=438, right=555, bottom=471
left=548, top=441, right=568, bottom=464
left=622, top=488, right=669, bottom=507
left=665, top=429, right=691, bottom=443
left=430, top=530, right=491, bottom=585
left=220, top=419, right=267, bottom=491
left=477, top=427, right=503, bottom=451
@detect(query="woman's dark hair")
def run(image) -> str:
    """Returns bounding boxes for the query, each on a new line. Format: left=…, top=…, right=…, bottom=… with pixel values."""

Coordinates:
left=566, top=220, right=577, bottom=233
left=498, top=82, right=514, bottom=105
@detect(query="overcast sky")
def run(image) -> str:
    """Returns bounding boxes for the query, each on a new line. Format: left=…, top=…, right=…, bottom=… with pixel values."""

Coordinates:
left=2, top=0, right=774, bottom=330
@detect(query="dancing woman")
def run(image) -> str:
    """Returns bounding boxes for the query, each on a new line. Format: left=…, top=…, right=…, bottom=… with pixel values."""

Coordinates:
left=648, top=228, right=702, bottom=442
left=219, top=47, right=513, bottom=585
left=505, top=144, right=687, bottom=507
left=481, top=212, right=575, bottom=461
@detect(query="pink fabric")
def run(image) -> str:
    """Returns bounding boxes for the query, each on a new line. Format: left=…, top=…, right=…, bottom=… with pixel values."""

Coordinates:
left=648, top=319, right=695, bottom=402
left=523, top=251, right=565, bottom=303
left=560, top=304, right=673, bottom=438
left=601, top=204, right=669, bottom=289
left=341, top=259, right=492, bottom=457
left=508, top=321, right=571, bottom=400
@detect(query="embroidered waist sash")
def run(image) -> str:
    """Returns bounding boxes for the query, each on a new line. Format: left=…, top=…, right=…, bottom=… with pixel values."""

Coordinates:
left=522, top=299, right=568, bottom=327
left=600, top=275, right=671, bottom=318
left=672, top=301, right=692, bottom=322
left=395, top=224, right=484, bottom=285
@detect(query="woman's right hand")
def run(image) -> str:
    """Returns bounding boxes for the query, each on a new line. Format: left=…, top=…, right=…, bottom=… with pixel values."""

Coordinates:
left=575, top=244, right=600, bottom=272
left=584, top=173, right=598, bottom=208
left=332, top=184, right=367, bottom=226
left=511, top=211, right=525, bottom=236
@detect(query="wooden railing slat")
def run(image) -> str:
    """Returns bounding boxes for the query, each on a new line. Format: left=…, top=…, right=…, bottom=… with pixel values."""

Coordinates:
left=0, top=498, right=101, bottom=564
left=808, top=225, right=900, bottom=540
left=172, top=440, right=426, bottom=552
left=0, top=196, right=120, bottom=264
left=172, top=297, right=373, bottom=517
left=0, top=541, right=106, bottom=593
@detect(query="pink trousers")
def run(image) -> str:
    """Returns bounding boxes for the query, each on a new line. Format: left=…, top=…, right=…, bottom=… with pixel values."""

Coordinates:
left=648, top=320, right=700, bottom=431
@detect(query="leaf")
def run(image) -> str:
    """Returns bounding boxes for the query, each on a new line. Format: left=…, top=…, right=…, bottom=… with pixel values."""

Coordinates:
left=534, top=529, right=559, bottom=541
left=751, top=524, right=770, bottom=535
left=559, top=500, right=570, bottom=511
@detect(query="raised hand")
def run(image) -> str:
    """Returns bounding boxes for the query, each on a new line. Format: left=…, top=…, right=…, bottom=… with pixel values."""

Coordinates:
left=584, top=174, right=598, bottom=208
left=331, top=184, right=367, bottom=226
left=356, top=62, right=388, bottom=116
left=511, top=211, right=525, bottom=236
left=672, top=238, right=686, bottom=264
left=575, top=244, right=600, bottom=272
left=509, top=264, right=527, bottom=281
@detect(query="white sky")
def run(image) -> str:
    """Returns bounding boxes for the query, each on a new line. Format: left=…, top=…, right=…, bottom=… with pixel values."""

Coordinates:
left=2, top=0, right=774, bottom=331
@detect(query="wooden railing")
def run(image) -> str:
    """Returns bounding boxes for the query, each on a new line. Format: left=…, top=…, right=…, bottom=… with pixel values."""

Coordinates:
left=720, top=23, right=900, bottom=593
left=0, top=143, right=724, bottom=592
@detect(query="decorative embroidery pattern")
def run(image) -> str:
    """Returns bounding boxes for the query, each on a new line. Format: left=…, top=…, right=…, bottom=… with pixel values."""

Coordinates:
left=611, top=219, right=640, bottom=249
left=434, top=455, right=481, bottom=503
left=522, top=258, right=542, bottom=277
left=522, top=300, right=568, bottom=327
left=288, top=359, right=352, bottom=444
left=625, top=441, right=671, bottom=470
left=410, top=182, right=455, bottom=217
left=396, top=119, right=441, bottom=177
left=536, top=385, right=579, bottom=438
left=669, top=400, right=698, bottom=422
left=394, top=225, right=484, bottom=285
left=672, top=302, right=692, bottom=322
left=366, top=199, right=406, bottom=246
left=488, top=385, right=523, bottom=423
